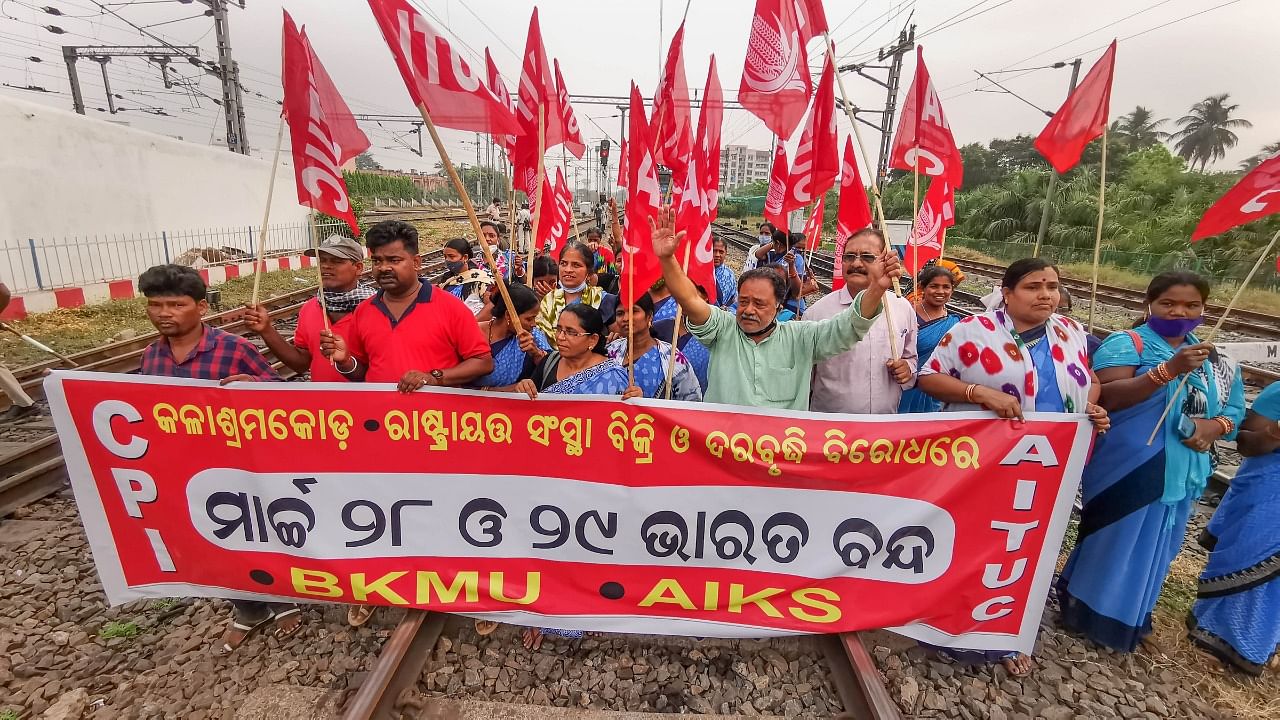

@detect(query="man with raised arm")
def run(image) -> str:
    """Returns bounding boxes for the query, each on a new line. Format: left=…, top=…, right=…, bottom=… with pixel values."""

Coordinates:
left=649, top=207, right=901, bottom=411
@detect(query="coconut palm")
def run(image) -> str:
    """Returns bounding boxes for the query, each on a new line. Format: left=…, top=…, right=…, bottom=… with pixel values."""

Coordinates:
left=1170, top=94, right=1253, bottom=172
left=1240, top=141, right=1280, bottom=171
left=1110, top=106, right=1169, bottom=151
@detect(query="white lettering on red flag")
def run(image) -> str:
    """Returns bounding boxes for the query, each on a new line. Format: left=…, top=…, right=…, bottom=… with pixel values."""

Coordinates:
left=889, top=47, right=964, bottom=188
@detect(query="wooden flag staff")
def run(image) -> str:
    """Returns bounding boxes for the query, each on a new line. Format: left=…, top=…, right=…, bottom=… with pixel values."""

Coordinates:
left=309, top=212, right=331, bottom=331
left=909, top=145, right=920, bottom=283
left=416, top=104, right=525, bottom=332
left=663, top=237, right=693, bottom=400
left=1146, top=226, right=1280, bottom=446
left=249, top=116, right=287, bottom=306
left=562, top=146, right=583, bottom=244
left=506, top=173, right=518, bottom=281
left=614, top=200, right=636, bottom=389
left=825, top=34, right=899, bottom=361
left=1086, top=126, right=1109, bottom=333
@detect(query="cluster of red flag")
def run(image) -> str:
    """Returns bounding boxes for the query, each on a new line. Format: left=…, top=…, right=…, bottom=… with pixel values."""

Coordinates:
left=283, top=2, right=1277, bottom=314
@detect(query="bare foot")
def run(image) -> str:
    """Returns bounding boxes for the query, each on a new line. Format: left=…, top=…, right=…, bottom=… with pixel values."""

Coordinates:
left=522, top=628, right=543, bottom=651
left=1001, top=653, right=1034, bottom=677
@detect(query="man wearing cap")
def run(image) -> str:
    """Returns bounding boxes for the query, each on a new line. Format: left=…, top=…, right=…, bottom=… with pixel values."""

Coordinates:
left=242, top=235, right=375, bottom=381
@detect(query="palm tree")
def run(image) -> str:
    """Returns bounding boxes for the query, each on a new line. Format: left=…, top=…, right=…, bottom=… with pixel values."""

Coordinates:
left=1110, top=106, right=1169, bottom=151
left=1170, top=94, right=1253, bottom=172
left=1240, top=141, right=1280, bottom=171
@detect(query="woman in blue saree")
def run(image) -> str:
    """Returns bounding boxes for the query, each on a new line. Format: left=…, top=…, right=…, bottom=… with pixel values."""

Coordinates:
left=514, top=303, right=640, bottom=650
left=472, top=283, right=551, bottom=390
left=1058, top=271, right=1245, bottom=653
left=899, top=265, right=961, bottom=413
left=1187, top=383, right=1280, bottom=675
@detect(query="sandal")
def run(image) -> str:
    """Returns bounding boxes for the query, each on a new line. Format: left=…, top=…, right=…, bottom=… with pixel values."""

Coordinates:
left=522, top=627, right=543, bottom=651
left=273, top=607, right=304, bottom=640
left=216, top=610, right=275, bottom=656
left=347, top=605, right=376, bottom=627
left=474, top=619, right=498, bottom=636
left=1001, top=653, right=1035, bottom=678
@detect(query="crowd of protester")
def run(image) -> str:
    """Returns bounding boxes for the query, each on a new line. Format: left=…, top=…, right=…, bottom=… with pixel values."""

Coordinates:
left=119, top=208, right=1277, bottom=678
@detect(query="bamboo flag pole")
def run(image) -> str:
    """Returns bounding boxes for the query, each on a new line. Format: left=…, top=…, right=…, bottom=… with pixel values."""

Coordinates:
left=309, top=211, right=331, bottom=332
left=910, top=146, right=920, bottom=283
left=0, top=322, right=78, bottom=366
left=803, top=202, right=818, bottom=272
left=663, top=238, right=693, bottom=400
left=527, top=107, right=547, bottom=279
left=1086, top=126, right=1109, bottom=333
left=618, top=202, right=636, bottom=389
left=1146, top=226, right=1280, bottom=446
left=506, top=173, right=518, bottom=281
left=250, top=116, right=287, bottom=306
left=826, top=33, right=899, bottom=361
left=416, top=104, right=525, bottom=332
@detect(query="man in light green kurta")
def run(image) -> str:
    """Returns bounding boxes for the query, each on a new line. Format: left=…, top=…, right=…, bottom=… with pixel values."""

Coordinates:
left=648, top=208, right=903, bottom=410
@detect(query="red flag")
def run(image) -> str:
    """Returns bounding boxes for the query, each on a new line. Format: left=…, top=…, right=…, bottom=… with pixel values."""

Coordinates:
left=739, top=0, right=812, bottom=139
left=832, top=138, right=872, bottom=292
left=905, top=178, right=956, bottom=277
left=511, top=8, right=564, bottom=194
left=616, top=138, right=628, bottom=189
left=485, top=48, right=517, bottom=159
left=367, top=0, right=520, bottom=136
left=786, top=51, right=839, bottom=209
left=803, top=196, right=826, bottom=251
left=553, top=59, right=586, bottom=159
left=281, top=11, right=369, bottom=236
left=1192, top=154, right=1280, bottom=240
left=699, top=56, right=724, bottom=221
left=764, top=139, right=791, bottom=230
left=622, top=83, right=663, bottom=307
left=1035, top=42, right=1116, bottom=174
left=794, top=0, right=828, bottom=40
left=655, top=23, right=694, bottom=193
left=836, top=137, right=872, bottom=240
left=677, top=57, right=723, bottom=305
left=890, top=47, right=964, bottom=187
left=535, top=167, right=574, bottom=257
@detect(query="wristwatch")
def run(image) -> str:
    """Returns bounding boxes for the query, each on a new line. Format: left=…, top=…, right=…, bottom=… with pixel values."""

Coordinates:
left=430, top=369, right=445, bottom=382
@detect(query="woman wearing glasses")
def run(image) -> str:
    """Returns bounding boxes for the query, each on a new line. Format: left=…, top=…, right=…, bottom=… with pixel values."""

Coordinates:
left=514, top=303, right=640, bottom=649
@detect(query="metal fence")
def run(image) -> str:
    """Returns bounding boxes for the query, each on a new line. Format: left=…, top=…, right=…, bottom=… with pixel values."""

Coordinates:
left=1, top=219, right=349, bottom=294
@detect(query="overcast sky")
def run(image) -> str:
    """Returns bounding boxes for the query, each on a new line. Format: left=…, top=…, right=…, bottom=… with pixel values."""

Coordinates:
left=1, top=0, right=1274, bottom=185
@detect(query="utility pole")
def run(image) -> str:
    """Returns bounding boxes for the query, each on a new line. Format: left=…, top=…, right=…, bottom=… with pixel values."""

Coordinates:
left=94, top=57, right=115, bottom=114
left=1033, top=58, right=1083, bottom=257
left=836, top=24, right=915, bottom=185
left=195, top=0, right=249, bottom=154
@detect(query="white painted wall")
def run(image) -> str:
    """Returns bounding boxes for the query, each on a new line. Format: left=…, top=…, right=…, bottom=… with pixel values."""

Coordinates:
left=0, top=95, right=310, bottom=292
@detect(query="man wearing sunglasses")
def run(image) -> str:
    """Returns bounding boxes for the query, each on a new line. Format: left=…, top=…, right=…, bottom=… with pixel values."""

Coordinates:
left=649, top=208, right=901, bottom=411
left=806, top=228, right=917, bottom=414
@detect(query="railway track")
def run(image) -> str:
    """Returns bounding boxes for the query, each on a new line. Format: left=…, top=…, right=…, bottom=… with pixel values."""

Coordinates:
left=341, top=611, right=902, bottom=720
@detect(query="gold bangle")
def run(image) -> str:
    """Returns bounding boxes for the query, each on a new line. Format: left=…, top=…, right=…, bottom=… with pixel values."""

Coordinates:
left=965, top=383, right=978, bottom=403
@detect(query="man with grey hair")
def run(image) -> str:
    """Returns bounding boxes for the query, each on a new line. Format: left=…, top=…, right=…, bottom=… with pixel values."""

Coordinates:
left=242, top=235, right=375, bottom=381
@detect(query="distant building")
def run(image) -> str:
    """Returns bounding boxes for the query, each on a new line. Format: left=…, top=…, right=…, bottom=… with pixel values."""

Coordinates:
left=719, top=144, right=772, bottom=190
left=352, top=167, right=450, bottom=192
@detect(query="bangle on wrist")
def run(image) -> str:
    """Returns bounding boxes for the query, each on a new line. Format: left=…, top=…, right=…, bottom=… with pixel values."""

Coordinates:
left=334, top=356, right=359, bottom=375
left=965, top=383, right=978, bottom=403
left=1212, top=415, right=1234, bottom=436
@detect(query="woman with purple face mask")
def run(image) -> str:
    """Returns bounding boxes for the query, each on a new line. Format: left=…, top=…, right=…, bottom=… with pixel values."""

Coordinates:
left=1057, top=271, right=1245, bottom=654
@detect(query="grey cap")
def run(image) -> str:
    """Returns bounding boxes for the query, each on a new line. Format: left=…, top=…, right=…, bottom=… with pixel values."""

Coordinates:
left=304, top=235, right=364, bottom=262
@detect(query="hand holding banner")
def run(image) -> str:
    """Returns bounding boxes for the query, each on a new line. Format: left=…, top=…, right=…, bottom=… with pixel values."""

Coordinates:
left=47, top=372, right=1092, bottom=653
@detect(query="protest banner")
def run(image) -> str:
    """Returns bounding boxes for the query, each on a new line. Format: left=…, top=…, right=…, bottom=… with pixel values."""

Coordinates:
left=46, top=372, right=1092, bottom=653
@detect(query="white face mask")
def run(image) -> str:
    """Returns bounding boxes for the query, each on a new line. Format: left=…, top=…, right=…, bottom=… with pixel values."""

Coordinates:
left=560, top=280, right=588, bottom=294
left=759, top=234, right=770, bottom=243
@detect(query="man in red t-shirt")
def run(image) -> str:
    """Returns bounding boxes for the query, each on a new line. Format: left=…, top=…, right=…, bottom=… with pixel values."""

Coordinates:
left=321, top=220, right=493, bottom=393
left=243, top=235, right=374, bottom=381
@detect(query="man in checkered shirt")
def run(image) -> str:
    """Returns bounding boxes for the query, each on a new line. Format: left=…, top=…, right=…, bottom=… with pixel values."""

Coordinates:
left=137, top=264, right=303, bottom=654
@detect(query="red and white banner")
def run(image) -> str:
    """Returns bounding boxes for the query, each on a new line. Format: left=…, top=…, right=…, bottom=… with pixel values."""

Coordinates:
left=48, top=372, right=1092, bottom=652
left=281, top=11, right=369, bottom=236
left=552, top=59, right=586, bottom=159
left=803, top=196, right=826, bottom=251
left=764, top=139, right=791, bottom=231
left=833, top=136, right=872, bottom=292
left=622, top=83, right=662, bottom=306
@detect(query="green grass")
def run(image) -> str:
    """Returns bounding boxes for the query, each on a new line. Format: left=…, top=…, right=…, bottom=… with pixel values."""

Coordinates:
left=148, top=598, right=178, bottom=612
left=98, top=621, right=140, bottom=639
left=1, top=709, right=20, bottom=720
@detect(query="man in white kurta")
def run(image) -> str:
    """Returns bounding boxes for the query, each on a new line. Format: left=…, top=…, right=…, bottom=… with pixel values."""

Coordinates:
left=805, top=229, right=918, bottom=414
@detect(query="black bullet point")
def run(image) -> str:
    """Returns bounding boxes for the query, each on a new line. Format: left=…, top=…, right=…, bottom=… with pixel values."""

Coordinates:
left=249, top=569, right=274, bottom=586
left=599, top=582, right=624, bottom=600
left=363, top=419, right=380, bottom=431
